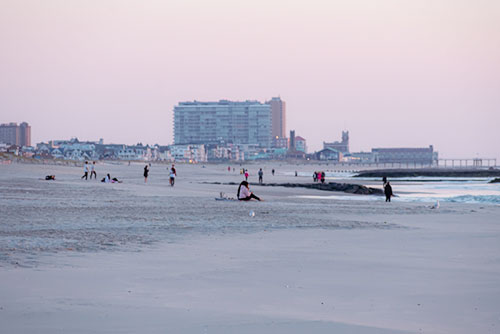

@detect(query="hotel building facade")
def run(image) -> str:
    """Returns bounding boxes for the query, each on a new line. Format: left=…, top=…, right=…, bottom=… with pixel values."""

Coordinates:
left=0, top=122, right=31, bottom=147
left=173, top=100, right=272, bottom=148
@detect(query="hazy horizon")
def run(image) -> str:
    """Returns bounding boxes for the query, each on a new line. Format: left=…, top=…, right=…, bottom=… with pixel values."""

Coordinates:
left=1, top=0, right=499, bottom=159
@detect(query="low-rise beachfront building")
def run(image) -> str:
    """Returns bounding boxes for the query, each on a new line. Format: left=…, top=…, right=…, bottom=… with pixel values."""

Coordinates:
left=206, top=144, right=244, bottom=162
left=272, top=136, right=289, bottom=149
left=372, top=145, right=438, bottom=165
left=323, top=131, right=349, bottom=154
left=116, top=144, right=152, bottom=161
left=342, top=152, right=375, bottom=163
left=315, top=147, right=342, bottom=161
left=295, top=136, right=307, bottom=153
left=170, top=144, right=207, bottom=163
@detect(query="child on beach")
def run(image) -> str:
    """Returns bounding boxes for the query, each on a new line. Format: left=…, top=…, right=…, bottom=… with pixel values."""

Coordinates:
left=237, top=181, right=261, bottom=201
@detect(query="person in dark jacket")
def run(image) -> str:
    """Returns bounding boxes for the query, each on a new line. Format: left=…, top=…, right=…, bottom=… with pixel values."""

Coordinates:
left=143, top=165, right=149, bottom=183
left=384, top=182, right=393, bottom=202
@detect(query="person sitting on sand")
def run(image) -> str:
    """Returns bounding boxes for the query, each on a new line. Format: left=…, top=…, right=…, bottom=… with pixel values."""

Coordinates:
left=101, top=173, right=121, bottom=183
left=237, top=181, right=261, bottom=201
left=45, top=175, right=55, bottom=180
left=102, top=173, right=111, bottom=183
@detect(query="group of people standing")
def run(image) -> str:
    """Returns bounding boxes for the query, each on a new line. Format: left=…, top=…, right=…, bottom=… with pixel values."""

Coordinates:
left=313, top=171, right=326, bottom=183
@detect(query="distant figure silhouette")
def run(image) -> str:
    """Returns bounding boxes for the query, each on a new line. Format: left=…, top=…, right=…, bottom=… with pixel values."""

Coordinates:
left=258, top=168, right=263, bottom=184
left=144, top=165, right=149, bottom=183
left=385, top=182, right=393, bottom=202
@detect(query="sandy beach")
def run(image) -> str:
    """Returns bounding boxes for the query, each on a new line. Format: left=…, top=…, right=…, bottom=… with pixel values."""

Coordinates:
left=1, top=162, right=499, bottom=333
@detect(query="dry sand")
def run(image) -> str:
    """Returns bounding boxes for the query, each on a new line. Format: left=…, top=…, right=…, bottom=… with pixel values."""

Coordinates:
left=0, top=162, right=499, bottom=333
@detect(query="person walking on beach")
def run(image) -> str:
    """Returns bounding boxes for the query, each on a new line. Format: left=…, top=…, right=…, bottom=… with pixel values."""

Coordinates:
left=169, top=164, right=177, bottom=187
left=321, top=171, right=326, bottom=184
left=81, top=161, right=89, bottom=180
left=244, top=170, right=249, bottom=181
left=272, top=169, right=275, bottom=176
left=237, top=181, right=261, bottom=201
left=90, top=161, right=97, bottom=180
left=143, top=165, right=149, bottom=183
left=385, top=182, right=393, bottom=202
left=258, top=168, right=263, bottom=184
left=313, top=171, right=317, bottom=182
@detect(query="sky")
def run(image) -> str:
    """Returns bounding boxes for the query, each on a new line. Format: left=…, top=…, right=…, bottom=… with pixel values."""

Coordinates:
left=1, top=0, right=499, bottom=159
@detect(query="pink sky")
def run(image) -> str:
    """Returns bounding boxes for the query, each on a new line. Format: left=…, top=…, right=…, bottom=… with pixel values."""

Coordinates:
left=1, top=0, right=499, bottom=159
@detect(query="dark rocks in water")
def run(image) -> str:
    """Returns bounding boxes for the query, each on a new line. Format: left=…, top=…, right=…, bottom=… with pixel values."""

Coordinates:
left=202, top=181, right=383, bottom=195
left=489, top=178, right=500, bottom=184
left=355, top=169, right=500, bottom=178
left=259, top=182, right=383, bottom=195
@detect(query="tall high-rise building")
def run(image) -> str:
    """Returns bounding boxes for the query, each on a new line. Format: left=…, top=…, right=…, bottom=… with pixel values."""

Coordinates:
left=0, top=122, right=31, bottom=146
left=174, top=100, right=272, bottom=147
left=289, top=130, right=296, bottom=151
left=19, top=122, right=31, bottom=147
left=267, top=97, right=286, bottom=138
left=0, top=123, right=19, bottom=145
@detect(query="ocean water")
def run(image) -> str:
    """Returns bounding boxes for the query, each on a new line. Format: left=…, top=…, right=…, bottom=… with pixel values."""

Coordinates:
left=298, top=176, right=500, bottom=205
left=391, top=178, right=500, bottom=204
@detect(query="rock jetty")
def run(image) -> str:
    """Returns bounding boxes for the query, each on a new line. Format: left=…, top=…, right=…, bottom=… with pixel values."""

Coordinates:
left=205, top=182, right=383, bottom=195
